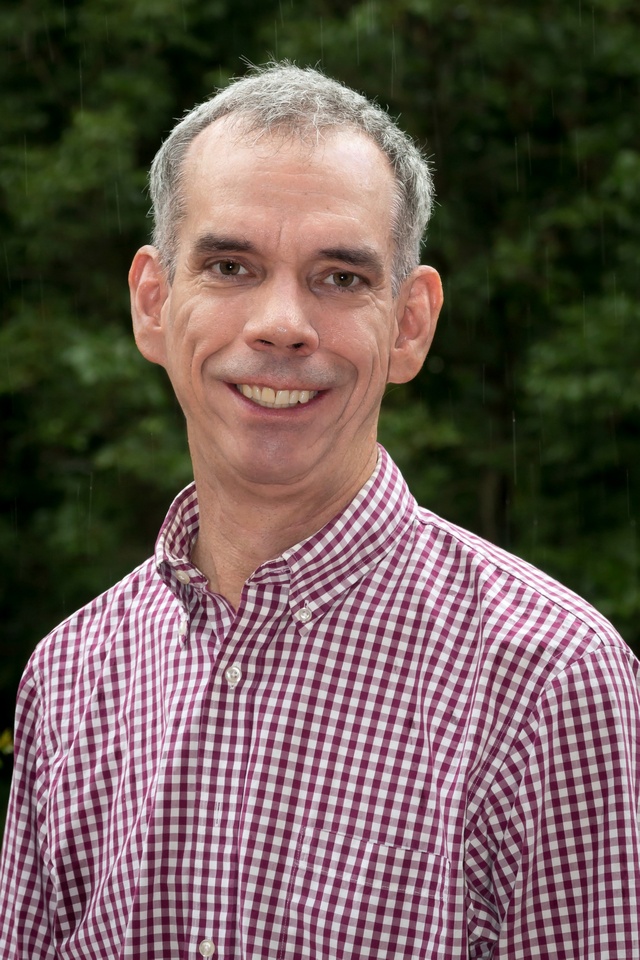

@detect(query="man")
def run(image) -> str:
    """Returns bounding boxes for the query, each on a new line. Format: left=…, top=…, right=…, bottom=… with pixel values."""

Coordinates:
left=1, top=62, right=638, bottom=959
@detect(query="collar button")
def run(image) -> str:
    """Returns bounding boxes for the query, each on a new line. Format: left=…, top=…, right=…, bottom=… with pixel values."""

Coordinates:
left=295, top=606, right=312, bottom=624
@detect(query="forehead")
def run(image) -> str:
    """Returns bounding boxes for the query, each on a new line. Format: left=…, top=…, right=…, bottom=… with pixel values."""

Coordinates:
left=184, top=114, right=395, bottom=185
left=176, top=117, right=397, bottom=254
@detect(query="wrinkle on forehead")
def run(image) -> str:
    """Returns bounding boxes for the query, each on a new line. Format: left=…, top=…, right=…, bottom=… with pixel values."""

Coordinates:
left=186, top=113, right=394, bottom=188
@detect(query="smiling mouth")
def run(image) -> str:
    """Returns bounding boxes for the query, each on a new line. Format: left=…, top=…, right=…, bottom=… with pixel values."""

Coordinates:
left=236, top=384, right=319, bottom=408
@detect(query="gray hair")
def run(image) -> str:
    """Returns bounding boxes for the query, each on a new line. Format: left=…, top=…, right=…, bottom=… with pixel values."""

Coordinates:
left=149, top=62, right=435, bottom=294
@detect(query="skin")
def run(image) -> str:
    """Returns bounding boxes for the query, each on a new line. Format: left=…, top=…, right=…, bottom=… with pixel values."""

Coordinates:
left=129, top=117, right=443, bottom=609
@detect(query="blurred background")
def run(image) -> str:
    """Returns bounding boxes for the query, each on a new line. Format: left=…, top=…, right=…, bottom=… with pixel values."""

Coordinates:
left=1, top=0, right=639, bottom=831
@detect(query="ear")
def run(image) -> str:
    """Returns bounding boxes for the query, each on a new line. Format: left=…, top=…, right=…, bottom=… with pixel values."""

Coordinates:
left=129, top=245, right=171, bottom=367
left=387, top=266, right=443, bottom=385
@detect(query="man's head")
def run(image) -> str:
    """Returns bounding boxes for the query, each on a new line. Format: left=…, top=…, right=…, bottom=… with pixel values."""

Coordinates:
left=130, top=63, right=442, bottom=502
left=149, top=62, right=434, bottom=296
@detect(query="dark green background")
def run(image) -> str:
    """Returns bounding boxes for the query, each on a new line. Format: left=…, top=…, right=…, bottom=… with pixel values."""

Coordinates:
left=2, top=0, right=639, bottom=830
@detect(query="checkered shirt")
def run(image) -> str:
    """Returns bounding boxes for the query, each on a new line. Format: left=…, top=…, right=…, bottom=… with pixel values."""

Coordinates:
left=1, top=447, right=639, bottom=958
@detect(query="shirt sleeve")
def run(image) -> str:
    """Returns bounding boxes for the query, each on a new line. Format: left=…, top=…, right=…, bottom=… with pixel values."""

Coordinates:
left=468, top=642, right=640, bottom=958
left=0, top=662, right=56, bottom=958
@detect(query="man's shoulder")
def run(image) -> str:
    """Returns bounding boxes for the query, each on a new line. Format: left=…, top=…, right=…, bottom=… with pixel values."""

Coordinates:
left=28, top=479, right=200, bottom=672
left=29, top=555, right=171, bottom=673
left=408, top=505, right=628, bottom=664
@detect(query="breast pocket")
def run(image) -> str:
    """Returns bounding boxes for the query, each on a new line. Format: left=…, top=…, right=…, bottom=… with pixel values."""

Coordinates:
left=278, top=826, right=450, bottom=959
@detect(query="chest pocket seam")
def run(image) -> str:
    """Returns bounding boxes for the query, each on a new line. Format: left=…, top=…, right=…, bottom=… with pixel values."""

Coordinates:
left=298, top=826, right=449, bottom=898
left=277, top=823, right=451, bottom=959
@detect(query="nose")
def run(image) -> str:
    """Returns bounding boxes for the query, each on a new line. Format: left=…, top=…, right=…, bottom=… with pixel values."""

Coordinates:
left=243, top=278, right=319, bottom=356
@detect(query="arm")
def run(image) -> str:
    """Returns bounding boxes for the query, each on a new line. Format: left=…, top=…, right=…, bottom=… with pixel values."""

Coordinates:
left=496, top=644, right=639, bottom=957
left=0, top=664, right=56, bottom=958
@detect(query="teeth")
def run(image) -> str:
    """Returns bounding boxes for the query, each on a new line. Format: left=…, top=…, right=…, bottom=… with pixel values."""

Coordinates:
left=261, top=387, right=276, bottom=404
left=237, top=384, right=317, bottom=408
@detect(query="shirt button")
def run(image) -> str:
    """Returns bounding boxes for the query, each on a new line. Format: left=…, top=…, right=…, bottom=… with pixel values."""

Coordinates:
left=176, top=570, right=191, bottom=584
left=295, top=606, right=312, bottom=623
left=198, top=939, right=216, bottom=957
left=225, top=664, right=242, bottom=688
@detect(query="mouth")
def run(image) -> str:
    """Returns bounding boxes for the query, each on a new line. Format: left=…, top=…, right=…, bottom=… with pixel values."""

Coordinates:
left=236, top=384, right=319, bottom=409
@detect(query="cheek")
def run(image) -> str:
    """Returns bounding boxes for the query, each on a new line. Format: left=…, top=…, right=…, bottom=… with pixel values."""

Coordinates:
left=168, top=304, right=225, bottom=362
left=323, top=312, right=392, bottom=357
left=351, top=329, right=394, bottom=377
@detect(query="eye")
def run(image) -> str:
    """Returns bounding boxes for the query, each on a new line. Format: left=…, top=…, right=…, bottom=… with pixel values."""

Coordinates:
left=211, top=259, right=249, bottom=277
left=327, top=271, right=359, bottom=289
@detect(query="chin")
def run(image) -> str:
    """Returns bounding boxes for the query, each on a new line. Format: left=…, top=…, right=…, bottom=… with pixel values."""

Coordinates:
left=239, top=461, right=312, bottom=488
left=226, top=440, right=322, bottom=487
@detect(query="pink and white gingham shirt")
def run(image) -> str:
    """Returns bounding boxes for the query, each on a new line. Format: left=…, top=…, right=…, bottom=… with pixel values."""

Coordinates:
left=1, top=447, right=639, bottom=958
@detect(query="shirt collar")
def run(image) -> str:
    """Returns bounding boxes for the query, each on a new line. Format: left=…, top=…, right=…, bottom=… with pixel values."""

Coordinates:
left=155, top=446, right=417, bottom=608
left=277, top=446, right=416, bottom=608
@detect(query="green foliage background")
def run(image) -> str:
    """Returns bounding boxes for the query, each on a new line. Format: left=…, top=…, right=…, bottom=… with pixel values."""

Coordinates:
left=1, top=0, right=639, bottom=822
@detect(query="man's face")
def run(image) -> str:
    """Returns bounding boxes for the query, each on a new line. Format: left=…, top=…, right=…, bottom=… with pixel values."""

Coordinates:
left=131, top=118, right=441, bottom=497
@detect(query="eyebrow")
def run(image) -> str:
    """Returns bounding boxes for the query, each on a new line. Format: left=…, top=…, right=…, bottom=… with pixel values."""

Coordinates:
left=318, top=246, right=385, bottom=277
left=192, top=233, right=256, bottom=257
left=191, top=233, right=385, bottom=277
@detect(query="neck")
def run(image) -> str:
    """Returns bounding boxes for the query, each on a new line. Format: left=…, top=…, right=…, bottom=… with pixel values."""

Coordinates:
left=190, top=454, right=377, bottom=609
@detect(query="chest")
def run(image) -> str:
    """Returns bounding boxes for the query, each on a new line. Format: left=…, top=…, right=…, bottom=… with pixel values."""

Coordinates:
left=42, top=595, right=488, bottom=958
